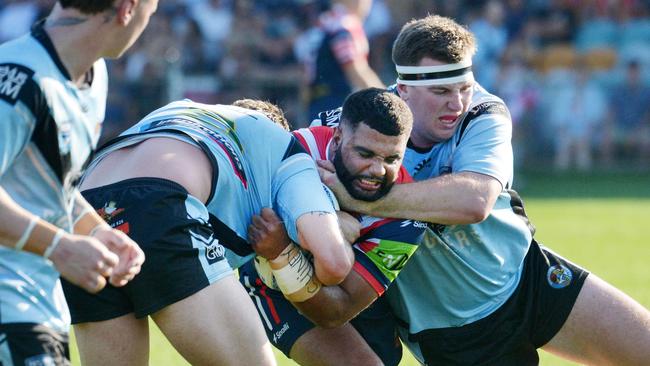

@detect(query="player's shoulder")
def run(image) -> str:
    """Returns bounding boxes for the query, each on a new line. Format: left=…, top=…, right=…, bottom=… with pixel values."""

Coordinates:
left=0, top=35, right=44, bottom=106
left=453, top=83, right=512, bottom=144
left=396, top=165, right=414, bottom=184
left=467, top=83, right=510, bottom=121
left=292, top=126, right=334, bottom=159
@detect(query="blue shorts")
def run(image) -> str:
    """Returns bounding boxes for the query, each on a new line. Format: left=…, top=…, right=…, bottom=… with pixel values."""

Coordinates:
left=62, top=178, right=233, bottom=322
left=239, top=259, right=403, bottom=366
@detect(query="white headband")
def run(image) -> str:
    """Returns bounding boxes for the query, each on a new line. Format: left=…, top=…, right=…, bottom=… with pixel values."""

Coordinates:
left=396, top=59, right=474, bottom=86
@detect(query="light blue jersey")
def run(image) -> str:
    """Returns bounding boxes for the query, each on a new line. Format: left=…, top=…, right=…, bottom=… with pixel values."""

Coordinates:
left=385, top=84, right=535, bottom=358
left=0, top=24, right=108, bottom=332
left=87, top=100, right=336, bottom=269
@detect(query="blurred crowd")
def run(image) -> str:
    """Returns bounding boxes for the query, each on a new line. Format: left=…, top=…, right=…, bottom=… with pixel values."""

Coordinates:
left=1, top=0, right=648, bottom=171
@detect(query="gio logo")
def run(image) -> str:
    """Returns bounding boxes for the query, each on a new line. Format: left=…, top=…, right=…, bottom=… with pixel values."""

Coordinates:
left=205, top=239, right=225, bottom=264
left=189, top=228, right=225, bottom=264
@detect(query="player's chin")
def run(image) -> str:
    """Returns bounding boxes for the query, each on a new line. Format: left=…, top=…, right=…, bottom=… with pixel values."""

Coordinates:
left=349, top=186, right=384, bottom=202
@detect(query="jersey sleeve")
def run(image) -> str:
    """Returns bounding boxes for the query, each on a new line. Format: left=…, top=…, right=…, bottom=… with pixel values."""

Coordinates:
left=272, top=137, right=337, bottom=243
left=453, top=111, right=513, bottom=189
left=0, top=63, right=39, bottom=177
left=352, top=218, right=427, bottom=295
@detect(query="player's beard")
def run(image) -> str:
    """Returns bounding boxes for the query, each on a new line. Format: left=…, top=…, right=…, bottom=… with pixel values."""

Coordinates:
left=332, top=147, right=394, bottom=202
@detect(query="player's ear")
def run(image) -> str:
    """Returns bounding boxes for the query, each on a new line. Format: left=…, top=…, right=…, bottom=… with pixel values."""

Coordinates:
left=397, top=84, right=409, bottom=101
left=331, top=126, right=342, bottom=149
left=116, top=0, right=138, bottom=25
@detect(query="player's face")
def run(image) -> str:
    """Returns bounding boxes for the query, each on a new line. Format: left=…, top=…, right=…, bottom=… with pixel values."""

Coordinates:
left=110, top=0, right=158, bottom=58
left=397, top=57, right=474, bottom=147
left=331, top=122, right=407, bottom=201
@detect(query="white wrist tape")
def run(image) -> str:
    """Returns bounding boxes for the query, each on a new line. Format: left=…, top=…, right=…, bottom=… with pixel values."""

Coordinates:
left=88, top=223, right=106, bottom=237
left=271, top=248, right=315, bottom=295
left=15, top=216, right=38, bottom=251
left=43, top=229, right=64, bottom=259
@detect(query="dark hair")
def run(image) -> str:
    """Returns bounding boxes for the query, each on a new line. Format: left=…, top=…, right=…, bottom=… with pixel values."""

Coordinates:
left=340, top=87, right=412, bottom=136
left=232, top=99, right=290, bottom=131
left=58, top=0, right=117, bottom=14
left=392, top=15, right=476, bottom=66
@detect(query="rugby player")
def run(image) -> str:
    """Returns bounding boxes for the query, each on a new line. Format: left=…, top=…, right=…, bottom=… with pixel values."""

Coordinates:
left=0, top=1, right=155, bottom=364
left=61, top=99, right=353, bottom=365
left=316, top=15, right=650, bottom=365
left=241, top=88, right=427, bottom=366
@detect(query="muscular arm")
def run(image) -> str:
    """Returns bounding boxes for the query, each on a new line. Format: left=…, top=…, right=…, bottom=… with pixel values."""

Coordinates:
left=289, top=211, right=354, bottom=285
left=319, top=160, right=502, bottom=224
left=342, top=59, right=385, bottom=91
left=292, top=270, right=378, bottom=328
left=249, top=209, right=421, bottom=328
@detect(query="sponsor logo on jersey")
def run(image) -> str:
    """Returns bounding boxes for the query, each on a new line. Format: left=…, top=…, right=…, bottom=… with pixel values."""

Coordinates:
left=312, top=107, right=342, bottom=127
left=0, top=63, right=31, bottom=104
left=380, top=251, right=409, bottom=271
left=205, top=239, right=226, bottom=263
left=272, top=322, right=290, bottom=344
left=547, top=264, right=573, bottom=289
left=189, top=227, right=225, bottom=265
left=399, top=220, right=429, bottom=229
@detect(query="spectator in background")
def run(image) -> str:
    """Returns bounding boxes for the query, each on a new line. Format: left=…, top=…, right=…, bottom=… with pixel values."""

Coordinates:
left=604, top=60, right=650, bottom=167
left=547, top=60, right=607, bottom=171
left=363, top=0, right=393, bottom=80
left=0, top=0, right=47, bottom=42
left=494, top=52, right=540, bottom=166
left=188, top=0, right=233, bottom=65
left=305, top=0, right=384, bottom=118
left=468, top=0, right=508, bottom=90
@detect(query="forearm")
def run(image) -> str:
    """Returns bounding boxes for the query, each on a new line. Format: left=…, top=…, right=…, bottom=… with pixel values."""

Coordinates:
left=297, top=212, right=354, bottom=285
left=71, top=191, right=110, bottom=235
left=346, top=172, right=501, bottom=224
left=0, top=187, right=65, bottom=256
left=343, top=61, right=385, bottom=90
left=292, top=285, right=359, bottom=328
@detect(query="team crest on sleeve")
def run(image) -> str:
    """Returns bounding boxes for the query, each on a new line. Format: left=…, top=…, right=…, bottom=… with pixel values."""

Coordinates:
left=547, top=264, right=573, bottom=289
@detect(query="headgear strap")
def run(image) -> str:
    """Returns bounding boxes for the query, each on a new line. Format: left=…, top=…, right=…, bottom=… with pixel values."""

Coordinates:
left=396, top=59, right=474, bottom=86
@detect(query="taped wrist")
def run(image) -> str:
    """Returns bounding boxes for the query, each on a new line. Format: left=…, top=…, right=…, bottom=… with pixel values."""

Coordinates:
left=270, top=242, right=321, bottom=302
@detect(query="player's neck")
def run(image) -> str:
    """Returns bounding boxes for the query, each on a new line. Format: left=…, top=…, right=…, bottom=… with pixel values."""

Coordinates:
left=45, top=7, right=103, bottom=86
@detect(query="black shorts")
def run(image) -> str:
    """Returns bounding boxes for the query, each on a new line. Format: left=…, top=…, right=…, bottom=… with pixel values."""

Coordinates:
left=239, top=260, right=403, bottom=366
left=0, top=323, right=70, bottom=366
left=409, top=240, right=589, bottom=366
left=62, top=178, right=232, bottom=323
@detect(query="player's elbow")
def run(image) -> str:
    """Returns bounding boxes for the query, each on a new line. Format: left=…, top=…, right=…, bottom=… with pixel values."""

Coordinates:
left=317, top=317, right=347, bottom=329
left=308, top=308, right=350, bottom=328
left=316, top=259, right=352, bottom=286
left=464, top=204, right=491, bottom=223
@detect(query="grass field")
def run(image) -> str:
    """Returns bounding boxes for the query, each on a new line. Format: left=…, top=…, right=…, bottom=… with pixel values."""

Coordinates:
left=69, top=171, right=650, bottom=365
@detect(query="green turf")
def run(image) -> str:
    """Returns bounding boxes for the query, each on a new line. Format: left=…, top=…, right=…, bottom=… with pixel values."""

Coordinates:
left=69, top=172, right=650, bottom=365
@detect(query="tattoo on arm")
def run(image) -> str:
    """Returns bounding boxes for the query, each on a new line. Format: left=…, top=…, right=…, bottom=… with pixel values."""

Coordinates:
left=307, top=211, right=333, bottom=217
